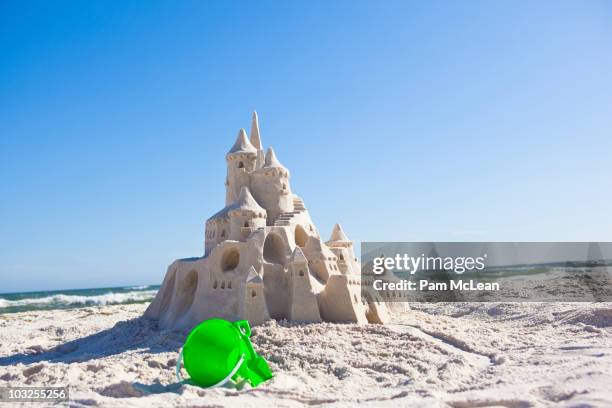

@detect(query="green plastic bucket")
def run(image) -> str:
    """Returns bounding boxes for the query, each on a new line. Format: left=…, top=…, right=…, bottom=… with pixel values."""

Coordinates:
left=176, top=318, right=273, bottom=388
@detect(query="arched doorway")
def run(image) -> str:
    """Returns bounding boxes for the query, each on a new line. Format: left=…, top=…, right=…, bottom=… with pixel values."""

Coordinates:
left=294, top=225, right=308, bottom=247
left=174, top=269, right=198, bottom=317
left=263, top=233, right=285, bottom=265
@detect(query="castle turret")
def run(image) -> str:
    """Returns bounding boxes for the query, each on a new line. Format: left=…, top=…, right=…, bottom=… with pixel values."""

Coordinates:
left=326, top=223, right=359, bottom=274
left=228, top=187, right=266, bottom=240
left=242, top=266, right=269, bottom=325
left=287, top=247, right=322, bottom=322
left=250, top=147, right=293, bottom=224
left=226, top=129, right=257, bottom=204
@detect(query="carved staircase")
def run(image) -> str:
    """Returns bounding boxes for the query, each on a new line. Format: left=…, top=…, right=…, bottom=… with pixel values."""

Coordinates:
left=273, top=196, right=307, bottom=226
left=274, top=211, right=299, bottom=226
left=292, top=196, right=306, bottom=211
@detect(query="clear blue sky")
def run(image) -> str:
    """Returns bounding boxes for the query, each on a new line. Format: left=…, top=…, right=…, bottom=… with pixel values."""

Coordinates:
left=1, top=1, right=611, bottom=293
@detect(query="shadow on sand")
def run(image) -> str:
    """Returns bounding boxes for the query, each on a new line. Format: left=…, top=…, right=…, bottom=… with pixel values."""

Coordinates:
left=0, top=316, right=185, bottom=367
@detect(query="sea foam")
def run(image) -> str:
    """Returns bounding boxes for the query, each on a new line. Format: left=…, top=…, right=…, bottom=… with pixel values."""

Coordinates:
left=0, top=290, right=158, bottom=310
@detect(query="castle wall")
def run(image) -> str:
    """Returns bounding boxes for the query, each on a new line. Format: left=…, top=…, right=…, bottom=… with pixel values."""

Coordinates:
left=229, top=210, right=266, bottom=241
left=147, top=257, right=209, bottom=329
left=290, top=213, right=321, bottom=242
left=250, top=171, right=293, bottom=224
left=205, top=219, right=230, bottom=256
left=328, top=247, right=359, bottom=275
left=144, top=262, right=178, bottom=319
left=317, top=274, right=368, bottom=324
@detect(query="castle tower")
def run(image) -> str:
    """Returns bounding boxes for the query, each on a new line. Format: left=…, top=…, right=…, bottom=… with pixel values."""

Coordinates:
left=226, top=129, right=257, bottom=205
left=242, top=266, right=269, bottom=325
left=228, top=187, right=267, bottom=241
left=326, top=223, right=359, bottom=275
left=250, top=147, right=294, bottom=224
left=287, top=247, right=322, bottom=322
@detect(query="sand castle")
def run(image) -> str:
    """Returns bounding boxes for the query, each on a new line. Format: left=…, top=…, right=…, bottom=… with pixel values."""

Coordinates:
left=145, top=113, right=391, bottom=329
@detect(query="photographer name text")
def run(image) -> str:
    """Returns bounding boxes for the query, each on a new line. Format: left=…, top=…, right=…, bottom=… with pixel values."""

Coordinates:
left=373, top=279, right=500, bottom=292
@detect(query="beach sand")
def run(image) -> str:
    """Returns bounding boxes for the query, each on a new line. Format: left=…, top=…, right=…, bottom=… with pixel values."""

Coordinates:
left=1, top=302, right=611, bottom=407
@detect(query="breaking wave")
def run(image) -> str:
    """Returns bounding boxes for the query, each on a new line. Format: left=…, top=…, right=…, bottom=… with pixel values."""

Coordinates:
left=0, top=286, right=159, bottom=314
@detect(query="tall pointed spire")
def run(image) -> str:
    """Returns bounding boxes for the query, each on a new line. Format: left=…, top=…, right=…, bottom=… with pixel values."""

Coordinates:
left=250, top=111, right=262, bottom=150
left=228, top=128, right=256, bottom=155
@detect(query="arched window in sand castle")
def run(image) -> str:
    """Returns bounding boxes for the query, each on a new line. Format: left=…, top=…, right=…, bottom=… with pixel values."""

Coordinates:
left=238, top=161, right=244, bottom=168
left=299, top=270, right=304, bottom=277
left=221, top=248, right=240, bottom=271
left=244, top=221, right=250, bottom=228
left=175, top=270, right=198, bottom=316
left=263, top=233, right=285, bottom=265
left=294, top=225, right=308, bottom=247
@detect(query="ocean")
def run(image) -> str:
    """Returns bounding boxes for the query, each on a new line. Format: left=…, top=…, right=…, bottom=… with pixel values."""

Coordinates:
left=0, top=285, right=160, bottom=314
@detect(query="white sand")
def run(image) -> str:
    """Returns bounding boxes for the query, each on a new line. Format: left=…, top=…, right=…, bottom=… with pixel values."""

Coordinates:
left=1, top=302, right=611, bottom=407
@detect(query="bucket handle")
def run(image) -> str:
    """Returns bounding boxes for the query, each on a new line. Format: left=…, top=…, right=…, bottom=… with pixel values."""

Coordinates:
left=175, top=348, right=245, bottom=388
